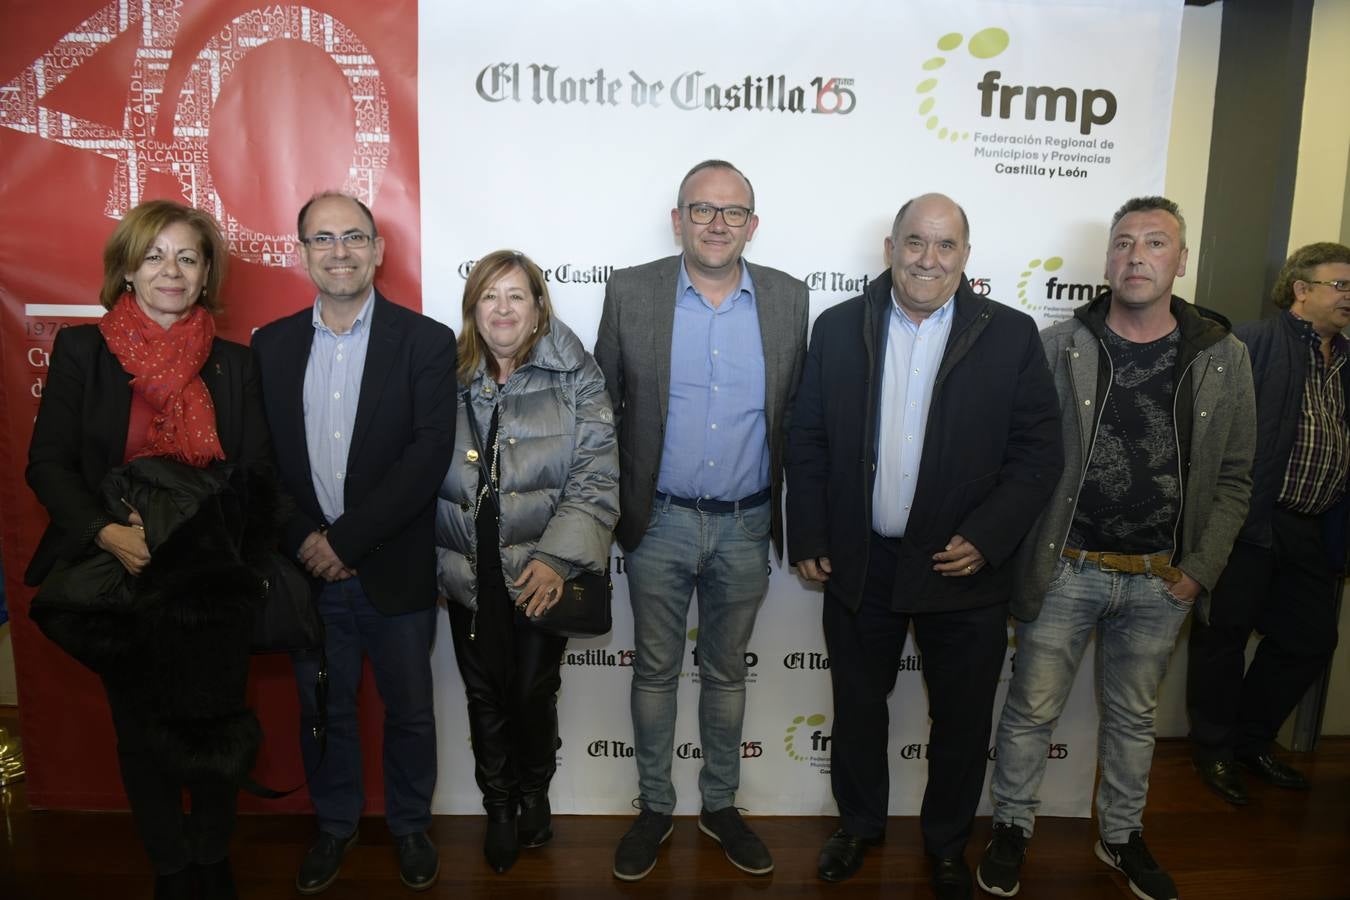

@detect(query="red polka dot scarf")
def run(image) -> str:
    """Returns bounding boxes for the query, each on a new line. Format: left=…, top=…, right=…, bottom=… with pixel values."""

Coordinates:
left=98, top=294, right=225, bottom=468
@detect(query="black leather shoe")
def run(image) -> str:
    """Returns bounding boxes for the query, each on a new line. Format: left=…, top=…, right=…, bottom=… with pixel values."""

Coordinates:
left=932, top=855, right=973, bottom=900
left=484, top=809, right=520, bottom=874
left=296, top=830, right=357, bottom=895
left=396, top=831, right=439, bottom=890
left=818, top=829, right=876, bottom=882
left=518, top=793, right=553, bottom=848
left=196, top=858, right=238, bottom=900
left=1194, top=758, right=1249, bottom=805
left=1238, top=752, right=1310, bottom=790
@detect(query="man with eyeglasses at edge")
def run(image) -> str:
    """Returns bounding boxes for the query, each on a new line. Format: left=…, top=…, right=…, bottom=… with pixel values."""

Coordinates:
left=1186, top=242, right=1350, bottom=806
left=252, top=192, right=455, bottom=894
left=595, top=159, right=808, bottom=881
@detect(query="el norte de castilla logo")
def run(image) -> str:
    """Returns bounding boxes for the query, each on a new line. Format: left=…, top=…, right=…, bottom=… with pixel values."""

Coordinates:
left=476, top=62, right=855, bottom=115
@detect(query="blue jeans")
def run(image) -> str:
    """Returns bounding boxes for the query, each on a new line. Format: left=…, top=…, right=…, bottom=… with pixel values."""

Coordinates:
left=293, top=577, right=438, bottom=838
left=989, top=557, right=1192, bottom=844
left=626, top=496, right=770, bottom=813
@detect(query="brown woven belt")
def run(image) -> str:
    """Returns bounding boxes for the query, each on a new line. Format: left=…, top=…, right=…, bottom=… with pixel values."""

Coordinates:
left=1061, top=548, right=1182, bottom=582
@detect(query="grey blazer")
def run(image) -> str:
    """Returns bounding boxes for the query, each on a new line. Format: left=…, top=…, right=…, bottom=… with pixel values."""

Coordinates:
left=594, top=254, right=809, bottom=558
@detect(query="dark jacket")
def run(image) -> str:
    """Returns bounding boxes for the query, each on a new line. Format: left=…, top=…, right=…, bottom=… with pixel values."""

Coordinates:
left=251, top=293, right=457, bottom=615
left=786, top=271, right=1063, bottom=613
left=24, top=325, right=274, bottom=783
left=1234, top=311, right=1350, bottom=570
left=25, top=326, right=271, bottom=585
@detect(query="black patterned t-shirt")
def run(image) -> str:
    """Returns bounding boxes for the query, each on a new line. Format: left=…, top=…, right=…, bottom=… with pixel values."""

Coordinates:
left=1069, top=326, right=1180, bottom=553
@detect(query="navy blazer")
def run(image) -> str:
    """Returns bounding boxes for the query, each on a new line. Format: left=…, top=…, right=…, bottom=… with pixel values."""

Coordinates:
left=786, top=271, right=1063, bottom=613
left=251, top=293, right=456, bottom=615
left=25, top=325, right=272, bottom=586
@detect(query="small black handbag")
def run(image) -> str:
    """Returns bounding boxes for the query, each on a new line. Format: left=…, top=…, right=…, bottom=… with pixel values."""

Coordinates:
left=515, top=561, right=613, bottom=639
left=251, top=551, right=323, bottom=654
left=461, top=389, right=613, bottom=639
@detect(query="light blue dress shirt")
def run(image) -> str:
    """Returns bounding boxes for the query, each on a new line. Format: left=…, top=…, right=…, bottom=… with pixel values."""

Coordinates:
left=303, top=290, right=375, bottom=524
left=871, top=290, right=954, bottom=536
left=656, top=259, right=769, bottom=501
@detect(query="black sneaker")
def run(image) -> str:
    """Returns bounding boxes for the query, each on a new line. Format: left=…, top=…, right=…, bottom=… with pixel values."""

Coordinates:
left=1094, top=831, right=1177, bottom=900
left=977, top=822, right=1028, bottom=896
left=613, top=808, right=674, bottom=881
left=698, top=806, right=774, bottom=875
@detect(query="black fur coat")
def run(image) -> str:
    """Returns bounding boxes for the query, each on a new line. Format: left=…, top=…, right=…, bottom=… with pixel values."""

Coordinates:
left=31, top=457, right=280, bottom=783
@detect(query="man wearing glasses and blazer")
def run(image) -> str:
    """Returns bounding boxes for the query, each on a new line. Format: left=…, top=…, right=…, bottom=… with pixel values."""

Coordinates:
left=596, top=159, right=808, bottom=882
left=252, top=191, right=455, bottom=894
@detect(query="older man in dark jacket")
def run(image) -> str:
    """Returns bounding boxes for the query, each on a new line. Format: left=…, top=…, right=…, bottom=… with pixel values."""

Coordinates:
left=1187, top=241, right=1350, bottom=805
left=786, top=193, right=1061, bottom=898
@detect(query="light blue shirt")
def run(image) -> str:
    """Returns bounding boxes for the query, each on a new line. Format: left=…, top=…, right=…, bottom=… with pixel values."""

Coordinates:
left=656, top=259, right=769, bottom=501
left=872, top=290, right=954, bottom=536
left=303, top=290, right=375, bottom=524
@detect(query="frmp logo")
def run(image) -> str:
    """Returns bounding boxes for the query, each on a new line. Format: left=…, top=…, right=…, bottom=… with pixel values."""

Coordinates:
left=784, top=713, right=830, bottom=763
left=685, top=627, right=760, bottom=684
left=977, top=72, right=1116, bottom=136
left=915, top=25, right=1122, bottom=179
left=913, top=27, right=1010, bottom=143
left=1016, top=254, right=1107, bottom=319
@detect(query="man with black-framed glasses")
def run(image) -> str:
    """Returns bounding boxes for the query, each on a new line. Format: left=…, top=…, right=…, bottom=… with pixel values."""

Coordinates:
left=1187, top=241, right=1350, bottom=806
left=595, top=159, right=808, bottom=881
left=252, top=191, right=455, bottom=894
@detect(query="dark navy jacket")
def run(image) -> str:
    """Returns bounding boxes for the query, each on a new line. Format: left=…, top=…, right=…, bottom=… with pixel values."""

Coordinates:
left=786, top=271, right=1063, bottom=613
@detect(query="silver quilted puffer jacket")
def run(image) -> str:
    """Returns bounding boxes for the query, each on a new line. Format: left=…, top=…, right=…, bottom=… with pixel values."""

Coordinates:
left=435, top=318, right=619, bottom=611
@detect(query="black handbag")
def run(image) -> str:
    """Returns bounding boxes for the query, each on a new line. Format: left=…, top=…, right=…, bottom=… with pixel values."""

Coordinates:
left=461, top=389, right=613, bottom=639
left=244, top=551, right=328, bottom=800
left=251, top=552, right=323, bottom=654
left=515, top=562, right=613, bottom=638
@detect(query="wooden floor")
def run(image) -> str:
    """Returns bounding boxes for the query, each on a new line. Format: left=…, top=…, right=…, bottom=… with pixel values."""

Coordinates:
left=2, top=706, right=1348, bottom=899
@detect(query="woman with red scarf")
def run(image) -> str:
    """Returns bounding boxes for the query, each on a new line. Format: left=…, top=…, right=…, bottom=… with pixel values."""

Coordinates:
left=25, top=200, right=271, bottom=900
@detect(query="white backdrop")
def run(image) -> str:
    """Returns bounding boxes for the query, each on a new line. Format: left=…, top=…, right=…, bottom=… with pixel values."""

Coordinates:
left=418, top=0, right=1185, bottom=815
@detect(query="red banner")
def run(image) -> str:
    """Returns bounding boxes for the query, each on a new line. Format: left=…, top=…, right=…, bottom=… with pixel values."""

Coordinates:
left=0, top=0, right=419, bottom=810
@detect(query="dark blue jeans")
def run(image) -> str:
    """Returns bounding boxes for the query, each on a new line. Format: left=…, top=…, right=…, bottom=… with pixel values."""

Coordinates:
left=292, top=577, right=438, bottom=838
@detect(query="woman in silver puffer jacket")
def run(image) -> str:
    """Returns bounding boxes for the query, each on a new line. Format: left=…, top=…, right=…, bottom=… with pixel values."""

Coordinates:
left=436, top=249, right=619, bottom=873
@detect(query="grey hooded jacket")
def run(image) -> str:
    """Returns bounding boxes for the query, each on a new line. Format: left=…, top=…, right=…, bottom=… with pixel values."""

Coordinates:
left=435, top=319, right=619, bottom=611
left=1012, top=293, right=1256, bottom=623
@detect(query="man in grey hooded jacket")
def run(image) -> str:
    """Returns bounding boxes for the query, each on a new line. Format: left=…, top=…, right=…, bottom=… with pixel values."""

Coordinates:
left=976, top=197, right=1256, bottom=900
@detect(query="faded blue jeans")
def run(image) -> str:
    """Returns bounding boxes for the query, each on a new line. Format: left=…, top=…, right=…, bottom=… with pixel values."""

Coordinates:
left=989, top=556, right=1192, bottom=844
left=626, top=495, right=770, bottom=814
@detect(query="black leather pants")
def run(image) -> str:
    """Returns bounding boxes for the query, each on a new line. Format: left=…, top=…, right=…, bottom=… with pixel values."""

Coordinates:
left=447, top=568, right=567, bottom=812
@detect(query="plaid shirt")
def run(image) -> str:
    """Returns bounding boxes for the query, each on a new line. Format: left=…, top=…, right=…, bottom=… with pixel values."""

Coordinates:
left=1277, top=312, right=1349, bottom=514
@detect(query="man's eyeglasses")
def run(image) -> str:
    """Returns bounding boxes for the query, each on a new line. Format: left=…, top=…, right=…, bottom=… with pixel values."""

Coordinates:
left=684, top=203, right=753, bottom=227
left=301, top=232, right=373, bottom=250
left=1303, top=279, right=1350, bottom=293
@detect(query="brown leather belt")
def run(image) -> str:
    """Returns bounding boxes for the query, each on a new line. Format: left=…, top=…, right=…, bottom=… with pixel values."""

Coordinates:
left=1061, top=548, right=1182, bottom=583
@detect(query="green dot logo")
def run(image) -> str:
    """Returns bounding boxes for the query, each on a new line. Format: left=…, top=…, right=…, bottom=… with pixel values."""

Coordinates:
left=784, top=712, right=828, bottom=761
left=1016, top=255, right=1064, bottom=312
left=916, top=27, right=1009, bottom=142
left=687, top=627, right=698, bottom=642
